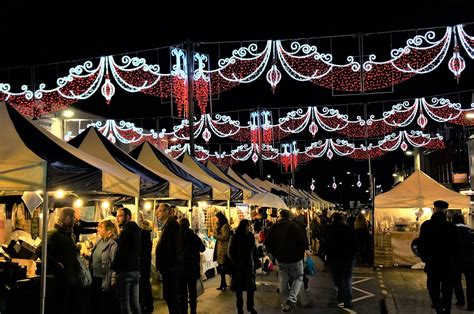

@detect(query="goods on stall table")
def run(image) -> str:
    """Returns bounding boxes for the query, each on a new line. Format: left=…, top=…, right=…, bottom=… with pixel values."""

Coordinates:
left=374, top=233, right=393, bottom=267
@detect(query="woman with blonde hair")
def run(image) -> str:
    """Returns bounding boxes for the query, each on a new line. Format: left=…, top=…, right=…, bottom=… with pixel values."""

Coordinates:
left=90, top=219, right=119, bottom=313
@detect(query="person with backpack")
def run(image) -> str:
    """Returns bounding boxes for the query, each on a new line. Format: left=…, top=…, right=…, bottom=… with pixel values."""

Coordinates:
left=264, top=209, right=307, bottom=312
left=178, top=218, right=205, bottom=314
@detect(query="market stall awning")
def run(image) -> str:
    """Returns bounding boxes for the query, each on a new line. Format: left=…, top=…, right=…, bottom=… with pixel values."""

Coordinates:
left=206, top=161, right=255, bottom=201
left=226, top=168, right=266, bottom=193
left=180, top=154, right=234, bottom=201
left=129, top=142, right=211, bottom=200
left=246, top=192, right=289, bottom=210
left=375, top=170, right=470, bottom=209
left=0, top=102, right=139, bottom=196
left=68, top=127, right=172, bottom=198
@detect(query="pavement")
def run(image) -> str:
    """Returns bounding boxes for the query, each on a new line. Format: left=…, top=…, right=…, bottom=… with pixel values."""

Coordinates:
left=153, top=256, right=383, bottom=313
left=380, top=267, right=473, bottom=314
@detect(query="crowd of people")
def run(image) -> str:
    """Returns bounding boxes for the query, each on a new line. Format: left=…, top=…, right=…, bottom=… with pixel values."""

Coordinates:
left=36, top=200, right=472, bottom=314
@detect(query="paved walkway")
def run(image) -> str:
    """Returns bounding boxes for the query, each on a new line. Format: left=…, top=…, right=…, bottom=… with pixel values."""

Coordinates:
left=153, top=257, right=383, bottom=313
left=381, top=267, right=471, bottom=314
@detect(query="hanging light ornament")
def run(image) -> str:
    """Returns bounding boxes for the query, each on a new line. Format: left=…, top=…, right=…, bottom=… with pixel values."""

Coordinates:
left=400, top=141, right=408, bottom=151
left=448, top=34, right=466, bottom=82
left=332, top=176, right=337, bottom=190
left=417, top=108, right=428, bottom=129
left=107, top=132, right=116, bottom=144
left=266, top=64, right=281, bottom=94
left=327, top=149, right=334, bottom=160
left=357, top=174, right=362, bottom=188
left=310, top=178, right=315, bottom=191
left=101, top=74, right=116, bottom=105
left=266, top=42, right=281, bottom=94
left=309, top=119, right=318, bottom=137
left=202, top=127, right=211, bottom=142
left=252, top=152, right=259, bottom=164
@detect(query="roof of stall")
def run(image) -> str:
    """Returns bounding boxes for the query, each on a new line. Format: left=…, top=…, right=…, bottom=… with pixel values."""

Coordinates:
left=0, top=102, right=139, bottom=196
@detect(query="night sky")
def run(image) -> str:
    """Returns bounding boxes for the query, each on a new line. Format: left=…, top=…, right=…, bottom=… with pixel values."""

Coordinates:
left=1, top=0, right=474, bottom=205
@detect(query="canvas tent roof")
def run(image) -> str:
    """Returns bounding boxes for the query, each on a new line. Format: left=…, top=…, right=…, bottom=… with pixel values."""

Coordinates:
left=375, top=170, right=470, bottom=209
left=129, top=142, right=211, bottom=200
left=68, top=127, right=174, bottom=198
left=0, top=102, right=139, bottom=196
left=206, top=161, right=255, bottom=201
left=181, top=154, right=237, bottom=201
left=226, top=168, right=267, bottom=193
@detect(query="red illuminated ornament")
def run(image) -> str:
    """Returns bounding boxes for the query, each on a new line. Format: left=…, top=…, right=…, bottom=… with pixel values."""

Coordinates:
left=401, top=141, right=408, bottom=151
left=202, top=127, right=211, bottom=142
left=417, top=111, right=428, bottom=129
left=266, top=64, right=282, bottom=94
left=309, top=120, right=318, bottom=137
left=101, top=76, right=115, bottom=105
left=448, top=45, right=466, bottom=81
left=252, top=152, right=259, bottom=164
left=107, top=132, right=116, bottom=144
left=326, top=149, right=334, bottom=160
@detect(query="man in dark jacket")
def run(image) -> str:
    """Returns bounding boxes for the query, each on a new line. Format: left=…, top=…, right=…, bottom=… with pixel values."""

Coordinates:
left=418, top=200, right=458, bottom=314
left=139, top=219, right=153, bottom=313
left=452, top=213, right=474, bottom=311
left=178, top=217, right=205, bottom=314
left=38, top=207, right=78, bottom=314
left=111, top=207, right=142, bottom=314
left=326, top=213, right=357, bottom=309
left=264, top=209, right=307, bottom=312
left=155, top=203, right=182, bottom=314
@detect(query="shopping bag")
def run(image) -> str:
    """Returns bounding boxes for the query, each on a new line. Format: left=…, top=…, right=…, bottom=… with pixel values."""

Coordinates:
left=76, top=254, right=92, bottom=287
left=305, top=257, right=316, bottom=276
left=196, top=279, right=205, bottom=297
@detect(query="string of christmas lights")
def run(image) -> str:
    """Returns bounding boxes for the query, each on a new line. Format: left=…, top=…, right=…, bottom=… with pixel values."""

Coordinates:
left=4, top=24, right=474, bottom=117
left=62, top=95, right=474, bottom=146
left=162, top=130, right=444, bottom=169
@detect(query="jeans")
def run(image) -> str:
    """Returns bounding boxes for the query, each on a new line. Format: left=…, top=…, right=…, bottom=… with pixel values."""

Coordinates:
left=278, top=260, right=304, bottom=304
left=178, top=276, right=198, bottom=314
left=162, top=269, right=180, bottom=314
left=329, top=260, right=354, bottom=306
left=116, top=271, right=141, bottom=314
left=426, top=269, right=453, bottom=313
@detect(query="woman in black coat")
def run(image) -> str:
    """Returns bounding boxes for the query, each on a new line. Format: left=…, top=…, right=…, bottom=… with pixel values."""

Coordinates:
left=178, top=218, right=206, bottom=314
left=228, top=219, right=259, bottom=314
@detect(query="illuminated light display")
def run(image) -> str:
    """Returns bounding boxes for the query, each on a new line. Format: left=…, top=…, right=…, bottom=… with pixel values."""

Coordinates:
left=357, top=175, right=362, bottom=188
left=6, top=24, right=474, bottom=118
left=155, top=129, right=444, bottom=169
left=276, top=28, right=452, bottom=92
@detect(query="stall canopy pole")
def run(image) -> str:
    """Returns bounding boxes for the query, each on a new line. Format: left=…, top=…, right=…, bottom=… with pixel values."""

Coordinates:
left=40, top=164, right=49, bottom=314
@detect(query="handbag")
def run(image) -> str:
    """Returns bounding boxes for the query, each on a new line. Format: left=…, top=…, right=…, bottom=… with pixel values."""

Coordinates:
left=76, top=254, right=92, bottom=287
left=305, top=257, right=316, bottom=276
left=196, top=278, right=205, bottom=297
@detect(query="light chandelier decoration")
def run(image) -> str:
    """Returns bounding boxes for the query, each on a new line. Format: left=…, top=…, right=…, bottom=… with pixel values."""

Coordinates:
left=6, top=48, right=190, bottom=118
left=162, top=130, right=444, bottom=168
left=3, top=24, right=474, bottom=118
left=63, top=94, right=470, bottom=150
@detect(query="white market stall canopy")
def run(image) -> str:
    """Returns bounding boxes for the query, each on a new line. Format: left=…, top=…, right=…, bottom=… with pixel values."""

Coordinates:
left=0, top=102, right=140, bottom=196
left=375, top=170, right=470, bottom=209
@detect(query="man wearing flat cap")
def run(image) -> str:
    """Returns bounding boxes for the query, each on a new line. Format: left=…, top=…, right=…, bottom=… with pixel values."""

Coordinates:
left=418, top=200, right=458, bottom=314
